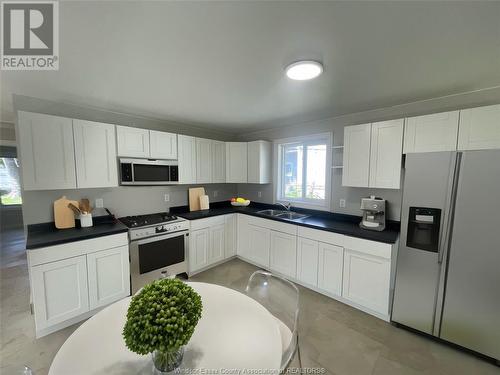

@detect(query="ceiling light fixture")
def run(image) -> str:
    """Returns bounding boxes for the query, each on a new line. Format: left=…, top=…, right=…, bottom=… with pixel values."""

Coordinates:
left=285, top=60, right=323, bottom=80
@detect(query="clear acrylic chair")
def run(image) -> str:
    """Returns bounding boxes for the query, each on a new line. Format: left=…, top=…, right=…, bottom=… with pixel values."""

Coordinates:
left=245, top=270, right=302, bottom=370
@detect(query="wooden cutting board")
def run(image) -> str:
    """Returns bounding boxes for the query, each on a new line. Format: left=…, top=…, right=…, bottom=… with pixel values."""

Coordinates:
left=54, top=196, right=79, bottom=229
left=189, top=187, right=205, bottom=211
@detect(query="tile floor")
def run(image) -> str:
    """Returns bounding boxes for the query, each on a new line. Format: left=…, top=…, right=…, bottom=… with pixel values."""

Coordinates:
left=1, top=234, right=499, bottom=374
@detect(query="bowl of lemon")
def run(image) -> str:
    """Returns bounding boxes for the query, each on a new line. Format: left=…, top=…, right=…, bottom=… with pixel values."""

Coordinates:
left=230, top=197, right=251, bottom=207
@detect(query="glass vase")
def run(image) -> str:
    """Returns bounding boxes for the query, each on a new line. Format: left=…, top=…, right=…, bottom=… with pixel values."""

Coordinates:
left=152, top=347, right=184, bottom=374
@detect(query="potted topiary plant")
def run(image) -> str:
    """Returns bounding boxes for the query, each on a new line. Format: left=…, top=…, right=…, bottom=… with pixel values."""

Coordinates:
left=123, top=278, right=203, bottom=373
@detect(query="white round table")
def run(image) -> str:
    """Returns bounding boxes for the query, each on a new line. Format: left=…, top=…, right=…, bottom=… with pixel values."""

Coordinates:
left=49, top=282, right=282, bottom=375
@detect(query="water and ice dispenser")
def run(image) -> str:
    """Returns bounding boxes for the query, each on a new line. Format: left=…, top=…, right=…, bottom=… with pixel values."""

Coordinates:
left=406, top=207, right=441, bottom=252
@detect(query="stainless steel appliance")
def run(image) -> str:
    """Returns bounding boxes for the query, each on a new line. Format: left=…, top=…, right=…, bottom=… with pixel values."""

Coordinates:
left=359, top=196, right=386, bottom=231
left=119, top=213, right=189, bottom=293
left=119, top=158, right=179, bottom=185
left=392, top=150, right=500, bottom=361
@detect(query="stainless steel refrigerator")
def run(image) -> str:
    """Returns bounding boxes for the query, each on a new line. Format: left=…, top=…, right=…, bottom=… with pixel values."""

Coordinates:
left=392, top=150, right=500, bottom=361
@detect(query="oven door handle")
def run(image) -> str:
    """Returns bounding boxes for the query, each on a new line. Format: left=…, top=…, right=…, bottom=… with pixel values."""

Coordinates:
left=134, top=231, right=188, bottom=246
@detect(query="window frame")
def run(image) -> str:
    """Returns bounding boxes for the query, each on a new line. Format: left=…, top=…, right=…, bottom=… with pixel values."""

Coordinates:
left=274, top=132, right=332, bottom=211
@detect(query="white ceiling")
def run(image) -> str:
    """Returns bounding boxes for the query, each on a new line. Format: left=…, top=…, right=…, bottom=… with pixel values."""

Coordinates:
left=2, top=1, right=500, bottom=133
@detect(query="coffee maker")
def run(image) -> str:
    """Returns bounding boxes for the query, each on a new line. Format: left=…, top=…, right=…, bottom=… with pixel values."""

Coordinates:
left=360, top=196, right=386, bottom=231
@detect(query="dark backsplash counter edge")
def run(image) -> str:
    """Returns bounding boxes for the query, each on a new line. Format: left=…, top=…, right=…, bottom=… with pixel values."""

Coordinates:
left=171, top=201, right=400, bottom=244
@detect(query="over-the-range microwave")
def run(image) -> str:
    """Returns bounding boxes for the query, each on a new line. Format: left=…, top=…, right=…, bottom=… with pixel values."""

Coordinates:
left=119, top=158, right=179, bottom=185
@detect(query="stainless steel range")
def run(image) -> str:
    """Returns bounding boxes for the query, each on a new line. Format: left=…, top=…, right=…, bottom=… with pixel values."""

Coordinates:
left=119, top=213, right=189, bottom=293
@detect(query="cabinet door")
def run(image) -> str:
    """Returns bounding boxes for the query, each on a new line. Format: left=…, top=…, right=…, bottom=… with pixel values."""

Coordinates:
left=73, top=120, right=118, bottom=188
left=212, top=140, right=226, bottom=183
left=87, top=245, right=130, bottom=310
left=178, top=135, right=197, bottom=184
left=226, top=142, right=248, bottom=183
left=404, top=111, right=459, bottom=153
left=224, top=214, right=237, bottom=258
left=236, top=214, right=250, bottom=258
left=270, top=230, right=297, bottom=278
left=342, top=249, right=390, bottom=315
left=150, top=130, right=177, bottom=159
left=458, top=104, right=500, bottom=150
left=247, top=140, right=271, bottom=184
left=189, top=228, right=209, bottom=273
left=196, top=138, right=212, bottom=183
left=342, top=123, right=371, bottom=187
left=31, top=256, right=89, bottom=332
left=17, top=111, right=76, bottom=190
left=369, top=119, right=404, bottom=189
left=209, top=224, right=225, bottom=265
left=116, top=125, right=150, bottom=157
left=318, top=242, right=343, bottom=296
left=247, top=224, right=270, bottom=267
left=297, top=237, right=319, bottom=286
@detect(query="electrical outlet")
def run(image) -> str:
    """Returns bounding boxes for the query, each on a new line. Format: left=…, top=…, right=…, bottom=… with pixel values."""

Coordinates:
left=95, top=198, right=104, bottom=208
left=258, top=191, right=262, bottom=198
left=164, top=194, right=170, bottom=202
left=339, top=199, right=346, bottom=208
left=213, top=190, right=218, bottom=198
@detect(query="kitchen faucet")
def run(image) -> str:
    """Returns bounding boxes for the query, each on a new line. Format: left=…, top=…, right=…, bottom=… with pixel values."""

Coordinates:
left=277, top=201, right=291, bottom=211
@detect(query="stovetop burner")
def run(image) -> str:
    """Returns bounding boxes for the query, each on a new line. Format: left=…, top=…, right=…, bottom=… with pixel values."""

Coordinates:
left=119, top=212, right=178, bottom=228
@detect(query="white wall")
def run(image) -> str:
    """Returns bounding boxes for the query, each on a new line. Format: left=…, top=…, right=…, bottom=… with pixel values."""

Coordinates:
left=22, top=184, right=236, bottom=225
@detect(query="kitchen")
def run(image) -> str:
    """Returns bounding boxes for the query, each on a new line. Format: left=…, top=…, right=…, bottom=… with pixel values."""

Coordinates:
left=1, top=1, right=500, bottom=374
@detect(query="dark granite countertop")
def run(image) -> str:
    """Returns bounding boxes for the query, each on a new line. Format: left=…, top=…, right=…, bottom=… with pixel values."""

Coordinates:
left=171, top=201, right=400, bottom=244
left=26, top=216, right=129, bottom=250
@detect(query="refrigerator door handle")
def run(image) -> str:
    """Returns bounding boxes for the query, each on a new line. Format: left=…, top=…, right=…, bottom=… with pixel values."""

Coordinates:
left=438, top=153, right=461, bottom=264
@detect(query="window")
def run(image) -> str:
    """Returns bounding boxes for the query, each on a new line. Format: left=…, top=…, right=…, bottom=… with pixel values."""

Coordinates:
left=0, top=157, right=22, bottom=205
left=275, top=133, right=332, bottom=210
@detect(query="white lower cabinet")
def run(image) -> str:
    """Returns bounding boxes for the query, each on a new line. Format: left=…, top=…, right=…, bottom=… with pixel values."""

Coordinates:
left=87, top=246, right=130, bottom=310
left=189, top=216, right=234, bottom=274
left=209, top=224, right=225, bottom=264
left=270, top=231, right=297, bottom=278
left=224, top=214, right=237, bottom=258
left=342, top=249, right=391, bottom=315
left=317, top=242, right=344, bottom=296
left=31, top=256, right=89, bottom=333
left=28, top=233, right=129, bottom=338
left=296, top=237, right=319, bottom=286
left=247, top=224, right=271, bottom=268
left=189, top=228, right=209, bottom=273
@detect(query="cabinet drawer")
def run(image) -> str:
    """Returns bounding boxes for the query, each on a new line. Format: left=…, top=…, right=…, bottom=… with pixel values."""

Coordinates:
left=28, top=233, right=128, bottom=266
left=297, top=226, right=344, bottom=246
left=189, top=215, right=226, bottom=231
left=343, top=236, right=392, bottom=259
left=247, top=216, right=297, bottom=235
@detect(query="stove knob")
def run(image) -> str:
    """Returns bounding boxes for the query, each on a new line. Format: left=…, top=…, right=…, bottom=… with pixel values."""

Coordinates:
left=163, top=225, right=169, bottom=230
left=156, top=226, right=163, bottom=231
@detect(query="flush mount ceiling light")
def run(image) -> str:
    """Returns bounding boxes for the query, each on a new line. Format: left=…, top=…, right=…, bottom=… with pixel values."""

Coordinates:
left=285, top=60, right=323, bottom=80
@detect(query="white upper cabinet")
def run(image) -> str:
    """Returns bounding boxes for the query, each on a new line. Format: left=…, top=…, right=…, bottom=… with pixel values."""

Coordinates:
left=150, top=130, right=177, bottom=159
left=343, top=120, right=404, bottom=189
left=369, top=119, right=404, bottom=189
left=342, top=123, right=371, bottom=187
left=73, top=120, right=118, bottom=188
left=226, top=142, right=248, bottom=183
left=17, top=111, right=77, bottom=190
left=211, top=140, right=226, bottom=183
left=116, top=125, right=150, bottom=158
left=458, top=104, right=500, bottom=151
left=247, top=140, right=271, bottom=184
left=196, top=138, right=213, bottom=184
left=178, top=135, right=197, bottom=184
left=404, top=111, right=459, bottom=153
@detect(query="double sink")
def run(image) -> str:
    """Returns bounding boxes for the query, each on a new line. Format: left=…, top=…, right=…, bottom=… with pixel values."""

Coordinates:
left=256, top=209, right=309, bottom=221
